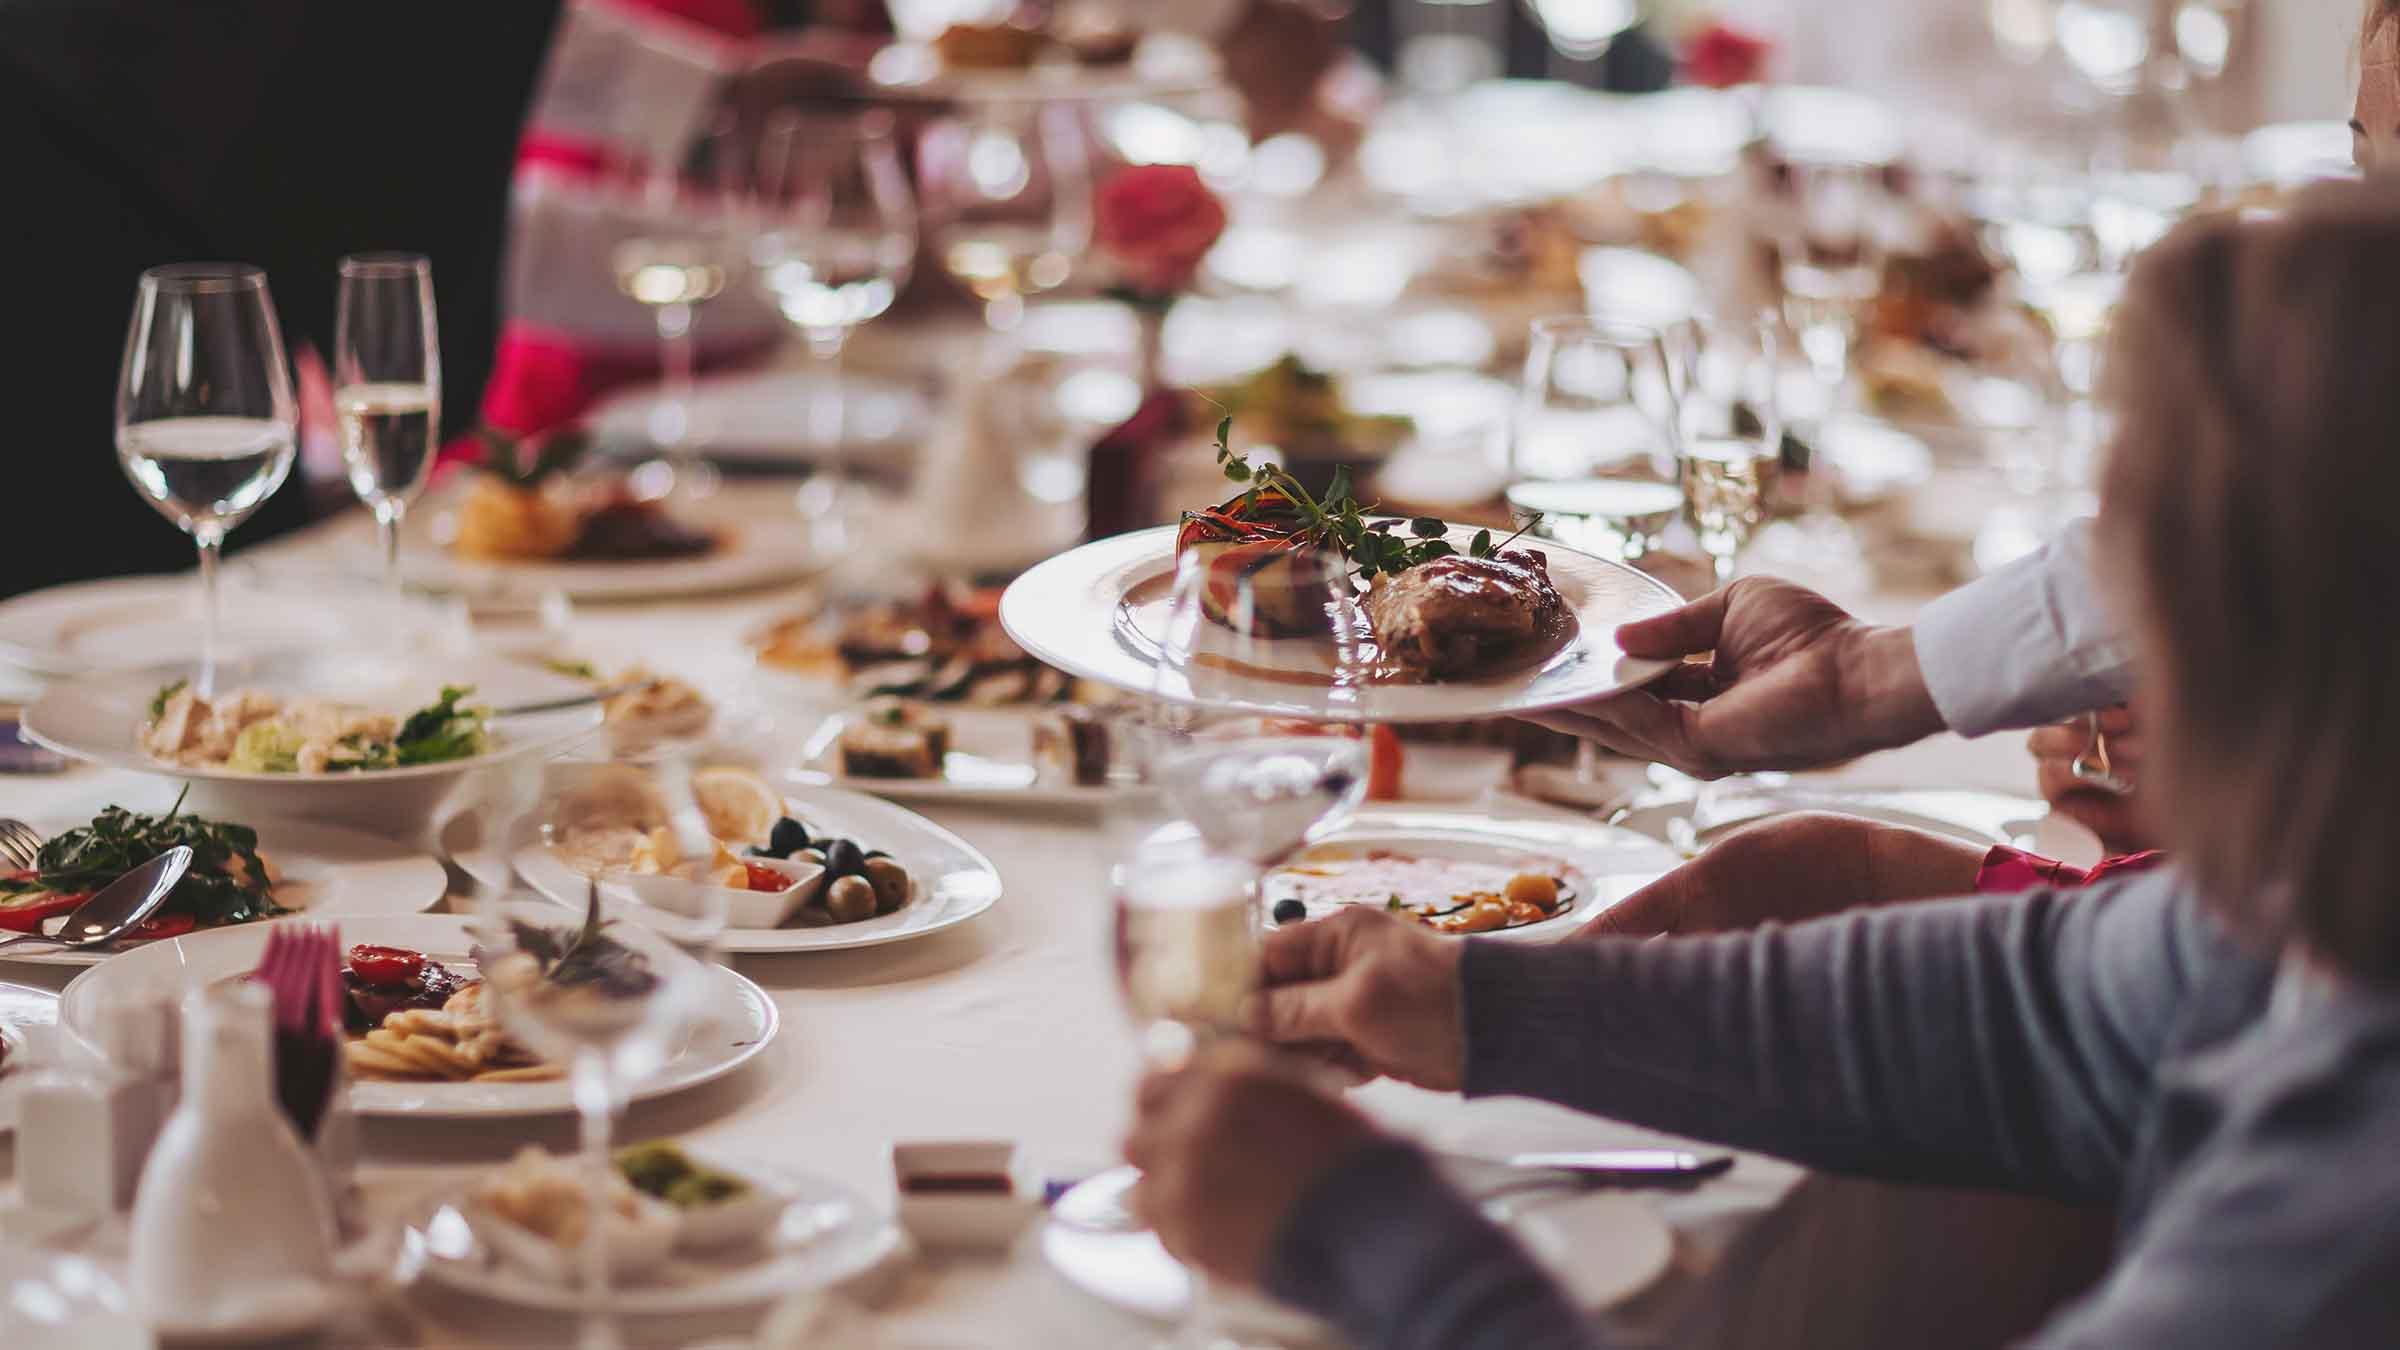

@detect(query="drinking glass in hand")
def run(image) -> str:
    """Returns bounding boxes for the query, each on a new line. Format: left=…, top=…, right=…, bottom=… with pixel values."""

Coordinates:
left=920, top=104, right=1091, bottom=334
left=116, top=264, right=297, bottom=698
left=1673, top=316, right=1783, bottom=584
left=1507, top=316, right=1683, bottom=564
left=334, top=253, right=440, bottom=590
left=754, top=109, right=918, bottom=535
left=612, top=113, right=745, bottom=499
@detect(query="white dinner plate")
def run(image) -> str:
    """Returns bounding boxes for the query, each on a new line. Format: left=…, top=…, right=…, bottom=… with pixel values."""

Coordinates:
left=585, top=369, right=931, bottom=466
left=1271, top=805, right=1680, bottom=942
left=762, top=699, right=1117, bottom=811
left=392, top=482, right=833, bottom=602
left=0, top=981, right=62, bottom=1135
left=998, top=525, right=1684, bottom=724
left=410, top=1156, right=901, bottom=1317
left=1043, top=1166, right=1673, bottom=1331
left=0, top=819, right=449, bottom=969
left=1615, top=786, right=2103, bottom=865
left=511, top=784, right=1004, bottom=954
left=57, top=915, right=778, bottom=1119
left=0, top=573, right=364, bottom=678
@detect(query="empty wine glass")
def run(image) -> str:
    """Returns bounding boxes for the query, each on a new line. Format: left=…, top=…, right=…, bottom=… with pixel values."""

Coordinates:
left=1771, top=158, right=1892, bottom=403
left=1506, top=316, right=1683, bottom=565
left=334, top=253, right=440, bottom=591
left=459, top=745, right=728, bottom=1350
left=1673, top=316, right=1782, bottom=585
left=920, top=103, right=1091, bottom=335
left=612, top=112, right=746, bottom=500
left=116, top=263, right=297, bottom=698
left=754, top=109, right=918, bottom=536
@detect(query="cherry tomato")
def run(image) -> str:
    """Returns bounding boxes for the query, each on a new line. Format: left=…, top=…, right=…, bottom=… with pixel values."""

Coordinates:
left=743, top=862, right=791, bottom=893
left=128, top=913, right=196, bottom=941
left=0, top=890, right=90, bottom=933
left=347, top=944, right=426, bottom=986
left=1367, top=724, right=1404, bottom=802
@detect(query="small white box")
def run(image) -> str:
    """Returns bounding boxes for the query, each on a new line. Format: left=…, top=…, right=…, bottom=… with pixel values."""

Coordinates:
left=892, top=1140, right=1036, bottom=1252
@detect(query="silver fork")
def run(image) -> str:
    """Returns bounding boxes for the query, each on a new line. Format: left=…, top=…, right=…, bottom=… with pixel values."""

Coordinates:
left=0, top=818, right=41, bottom=871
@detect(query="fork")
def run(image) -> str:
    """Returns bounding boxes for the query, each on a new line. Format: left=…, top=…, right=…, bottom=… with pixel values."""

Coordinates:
left=0, top=818, right=41, bottom=871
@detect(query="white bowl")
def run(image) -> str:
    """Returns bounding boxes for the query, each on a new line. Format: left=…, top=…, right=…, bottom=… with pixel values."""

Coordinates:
left=892, top=1140, right=1036, bottom=1252
left=613, top=854, right=826, bottom=930
left=665, top=1162, right=797, bottom=1253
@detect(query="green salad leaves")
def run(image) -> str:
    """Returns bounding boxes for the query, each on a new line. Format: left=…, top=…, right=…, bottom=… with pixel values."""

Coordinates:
left=0, top=788, right=283, bottom=927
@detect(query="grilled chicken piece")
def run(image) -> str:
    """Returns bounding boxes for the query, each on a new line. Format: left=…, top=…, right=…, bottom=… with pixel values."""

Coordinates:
left=1367, top=549, right=1568, bottom=679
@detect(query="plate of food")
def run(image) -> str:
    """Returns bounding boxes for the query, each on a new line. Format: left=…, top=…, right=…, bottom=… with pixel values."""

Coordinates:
left=411, top=1141, right=901, bottom=1316
left=393, top=435, right=829, bottom=600
left=511, top=764, right=1004, bottom=953
left=0, top=572, right=368, bottom=678
left=0, top=981, right=61, bottom=1135
left=1, top=798, right=447, bottom=967
left=20, top=650, right=604, bottom=834
left=1262, top=805, right=1676, bottom=941
left=56, top=914, right=777, bottom=1118
left=999, top=466, right=1686, bottom=724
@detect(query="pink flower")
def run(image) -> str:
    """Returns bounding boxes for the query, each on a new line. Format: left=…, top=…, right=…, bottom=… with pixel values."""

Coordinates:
left=1095, top=164, right=1229, bottom=297
left=1681, top=20, right=1774, bottom=90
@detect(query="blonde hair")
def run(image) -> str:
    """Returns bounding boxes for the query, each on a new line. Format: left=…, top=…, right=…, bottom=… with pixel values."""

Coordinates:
left=2100, top=177, right=2400, bottom=982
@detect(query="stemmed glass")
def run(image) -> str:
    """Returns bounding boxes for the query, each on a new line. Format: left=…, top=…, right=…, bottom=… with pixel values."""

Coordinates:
left=334, top=253, right=441, bottom=591
left=1673, top=316, right=1783, bottom=586
left=1771, top=159, right=1890, bottom=413
left=754, top=109, right=918, bottom=537
left=459, top=745, right=728, bottom=1350
left=116, top=263, right=297, bottom=698
left=1506, top=317, right=1683, bottom=565
left=920, top=102, right=1091, bottom=335
left=1519, top=0, right=1640, bottom=81
left=611, top=113, right=745, bottom=500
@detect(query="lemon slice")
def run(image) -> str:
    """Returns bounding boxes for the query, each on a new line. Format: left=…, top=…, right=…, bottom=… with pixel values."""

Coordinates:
left=690, top=765, right=783, bottom=845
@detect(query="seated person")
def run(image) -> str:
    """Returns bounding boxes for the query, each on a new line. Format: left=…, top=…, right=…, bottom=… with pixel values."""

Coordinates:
left=1125, top=175, right=2400, bottom=1349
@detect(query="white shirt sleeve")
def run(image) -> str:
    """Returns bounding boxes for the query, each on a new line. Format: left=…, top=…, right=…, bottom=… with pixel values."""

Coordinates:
left=1913, top=520, right=2137, bottom=737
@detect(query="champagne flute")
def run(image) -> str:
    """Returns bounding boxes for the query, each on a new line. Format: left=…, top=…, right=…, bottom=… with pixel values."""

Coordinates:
left=116, top=263, right=297, bottom=698
left=1673, top=316, right=1783, bottom=586
left=1506, top=316, right=1683, bottom=565
left=334, top=253, right=441, bottom=591
left=462, top=746, right=727, bottom=1350
left=920, top=103, right=1091, bottom=335
left=612, top=113, right=745, bottom=500
left=754, top=109, right=918, bottom=536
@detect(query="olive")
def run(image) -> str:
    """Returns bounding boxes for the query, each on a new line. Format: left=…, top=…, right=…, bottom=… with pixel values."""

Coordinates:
left=862, top=857, right=910, bottom=914
left=862, top=849, right=890, bottom=861
left=1271, top=899, right=1308, bottom=925
left=825, top=874, right=877, bottom=923
left=768, top=817, right=810, bottom=858
left=824, top=839, right=866, bottom=878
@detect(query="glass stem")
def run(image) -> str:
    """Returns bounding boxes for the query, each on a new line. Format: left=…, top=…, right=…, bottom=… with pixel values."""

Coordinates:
left=657, top=300, right=696, bottom=465
left=375, top=501, right=405, bottom=596
left=573, top=1053, right=624, bottom=1350
left=804, top=328, right=849, bottom=537
left=985, top=290, right=1025, bottom=335
left=194, top=526, right=225, bottom=698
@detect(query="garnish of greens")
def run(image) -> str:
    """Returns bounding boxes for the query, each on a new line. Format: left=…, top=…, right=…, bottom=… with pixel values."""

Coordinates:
left=0, top=786, right=282, bottom=926
left=149, top=679, right=186, bottom=719
left=505, top=880, right=660, bottom=999
left=325, top=685, right=490, bottom=771
left=473, top=424, right=595, bottom=489
left=1202, top=414, right=1541, bottom=583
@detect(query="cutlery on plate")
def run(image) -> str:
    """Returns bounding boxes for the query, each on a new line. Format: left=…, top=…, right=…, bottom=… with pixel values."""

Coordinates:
left=0, top=846, right=192, bottom=955
left=483, top=681, right=655, bottom=719
left=0, top=817, right=42, bottom=870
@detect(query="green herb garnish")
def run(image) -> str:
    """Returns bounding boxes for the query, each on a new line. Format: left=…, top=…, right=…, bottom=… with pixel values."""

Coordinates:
left=543, top=658, right=602, bottom=682
left=474, top=424, right=595, bottom=490
left=388, top=685, right=489, bottom=767
left=0, top=787, right=283, bottom=928
left=149, top=679, right=187, bottom=719
left=507, top=880, right=659, bottom=999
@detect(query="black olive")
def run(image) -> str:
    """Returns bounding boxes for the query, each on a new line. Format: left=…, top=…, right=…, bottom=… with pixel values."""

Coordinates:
left=862, top=849, right=890, bottom=861
left=769, top=817, right=809, bottom=858
left=1271, top=899, right=1308, bottom=925
left=825, top=839, right=865, bottom=878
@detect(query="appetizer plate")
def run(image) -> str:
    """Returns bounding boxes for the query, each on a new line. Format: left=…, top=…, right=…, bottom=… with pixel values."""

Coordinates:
left=998, top=524, right=1685, bottom=724
left=773, top=703, right=1117, bottom=811
left=410, top=1155, right=902, bottom=1317
left=0, top=573, right=361, bottom=678
left=0, top=981, right=62, bottom=1135
left=510, top=784, right=1005, bottom=954
left=393, top=481, right=834, bottom=602
left=21, top=650, right=603, bottom=837
left=57, top=915, right=779, bottom=1119
left=1, top=819, right=449, bottom=969
left=1271, top=805, right=1679, bottom=942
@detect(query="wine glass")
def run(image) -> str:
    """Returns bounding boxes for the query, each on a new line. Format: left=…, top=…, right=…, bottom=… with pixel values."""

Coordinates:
left=753, top=109, right=918, bottom=536
left=1506, top=316, right=1683, bottom=565
left=1673, top=316, right=1783, bottom=586
left=334, top=253, right=441, bottom=591
left=459, top=745, right=728, bottom=1350
left=920, top=102, right=1091, bottom=335
left=612, top=112, right=746, bottom=500
left=116, top=263, right=297, bottom=698
left=1771, top=158, right=1892, bottom=403
left=1519, top=0, right=1639, bottom=80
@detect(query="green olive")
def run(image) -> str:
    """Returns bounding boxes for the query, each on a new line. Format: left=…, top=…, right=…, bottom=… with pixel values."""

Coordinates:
left=862, top=857, right=910, bottom=914
left=826, top=874, right=877, bottom=923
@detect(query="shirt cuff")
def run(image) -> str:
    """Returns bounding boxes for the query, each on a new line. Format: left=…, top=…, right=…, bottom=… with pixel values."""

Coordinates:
left=1914, top=522, right=2136, bottom=737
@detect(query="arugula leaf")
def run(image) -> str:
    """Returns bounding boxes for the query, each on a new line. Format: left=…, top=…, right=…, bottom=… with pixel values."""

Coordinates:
left=149, top=679, right=187, bottom=719
left=24, top=790, right=281, bottom=927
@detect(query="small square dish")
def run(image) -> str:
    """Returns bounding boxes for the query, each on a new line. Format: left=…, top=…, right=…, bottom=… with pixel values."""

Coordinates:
left=892, top=1140, right=1036, bottom=1251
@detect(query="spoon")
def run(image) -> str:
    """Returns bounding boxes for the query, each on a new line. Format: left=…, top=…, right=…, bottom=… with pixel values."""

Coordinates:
left=0, top=845, right=194, bottom=956
left=484, top=681, right=655, bottom=719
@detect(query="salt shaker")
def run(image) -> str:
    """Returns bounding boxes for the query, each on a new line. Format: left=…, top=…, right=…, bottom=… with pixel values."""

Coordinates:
left=15, top=1001, right=168, bottom=1216
left=128, top=981, right=337, bottom=1339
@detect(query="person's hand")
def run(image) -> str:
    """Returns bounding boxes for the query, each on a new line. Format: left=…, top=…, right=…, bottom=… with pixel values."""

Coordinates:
left=1585, top=812, right=1988, bottom=938
left=2029, top=707, right=2157, bottom=856
left=1124, top=1041, right=1384, bottom=1287
left=1525, top=578, right=1944, bottom=779
left=1249, top=909, right=1466, bottom=1091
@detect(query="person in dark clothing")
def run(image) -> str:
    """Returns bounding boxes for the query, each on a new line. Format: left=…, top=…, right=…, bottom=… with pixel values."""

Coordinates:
left=0, top=2, right=561, bottom=597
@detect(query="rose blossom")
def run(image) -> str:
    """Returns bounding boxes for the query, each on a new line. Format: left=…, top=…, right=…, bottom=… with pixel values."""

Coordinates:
left=1681, top=19, right=1774, bottom=90
left=1095, top=163, right=1229, bottom=297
